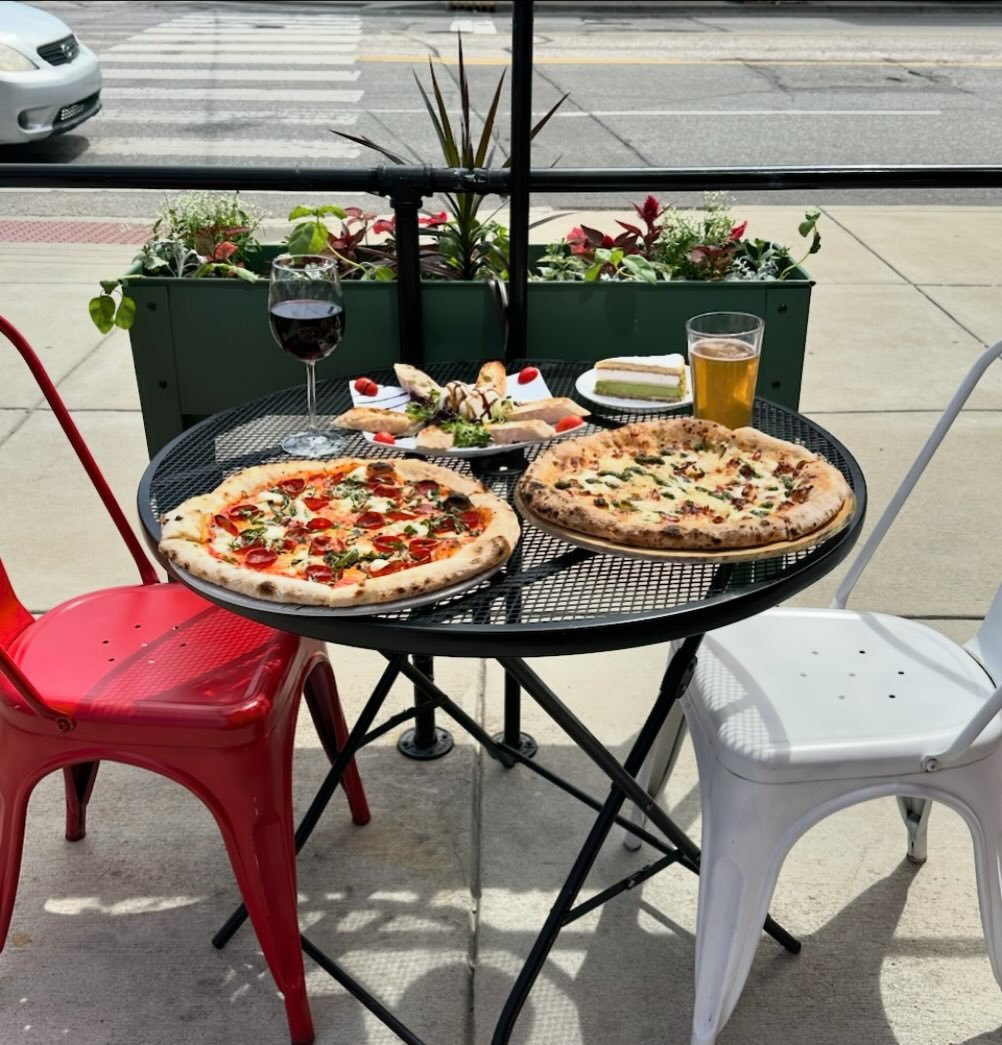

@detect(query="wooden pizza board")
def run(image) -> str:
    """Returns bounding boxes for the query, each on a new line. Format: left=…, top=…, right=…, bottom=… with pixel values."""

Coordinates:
left=513, top=488, right=857, bottom=564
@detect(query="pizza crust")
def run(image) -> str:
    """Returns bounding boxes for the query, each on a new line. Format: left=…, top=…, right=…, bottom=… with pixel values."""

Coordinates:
left=159, top=457, right=520, bottom=608
left=518, top=419, right=850, bottom=551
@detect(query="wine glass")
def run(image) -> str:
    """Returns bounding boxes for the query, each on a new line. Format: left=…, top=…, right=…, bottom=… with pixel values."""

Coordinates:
left=268, top=253, right=345, bottom=456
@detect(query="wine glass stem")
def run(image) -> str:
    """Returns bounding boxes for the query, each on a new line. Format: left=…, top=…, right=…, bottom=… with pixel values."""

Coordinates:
left=305, top=361, right=319, bottom=434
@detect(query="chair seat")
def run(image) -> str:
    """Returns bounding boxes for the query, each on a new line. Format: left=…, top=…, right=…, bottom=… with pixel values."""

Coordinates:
left=2, top=583, right=305, bottom=739
left=687, top=607, right=999, bottom=784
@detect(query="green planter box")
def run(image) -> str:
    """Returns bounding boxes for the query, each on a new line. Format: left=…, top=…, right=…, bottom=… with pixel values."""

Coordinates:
left=124, top=253, right=812, bottom=457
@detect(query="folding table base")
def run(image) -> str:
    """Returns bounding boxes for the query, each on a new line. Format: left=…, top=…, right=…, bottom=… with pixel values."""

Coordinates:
left=212, top=641, right=801, bottom=1044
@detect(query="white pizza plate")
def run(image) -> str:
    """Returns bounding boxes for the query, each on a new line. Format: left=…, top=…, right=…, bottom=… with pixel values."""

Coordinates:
left=344, top=370, right=585, bottom=458
left=574, top=365, right=692, bottom=413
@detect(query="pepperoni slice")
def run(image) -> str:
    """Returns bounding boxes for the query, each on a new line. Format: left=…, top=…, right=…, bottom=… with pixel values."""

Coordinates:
left=214, top=514, right=239, bottom=536
left=386, top=509, right=417, bottom=521
left=282, top=537, right=298, bottom=551
left=369, top=483, right=400, bottom=499
left=227, top=503, right=261, bottom=519
left=461, top=509, right=483, bottom=531
left=414, top=479, right=440, bottom=495
left=309, top=535, right=334, bottom=555
left=372, top=534, right=405, bottom=555
left=432, top=517, right=458, bottom=535
left=410, top=503, right=438, bottom=516
left=245, top=547, right=278, bottom=568
left=277, top=478, right=306, bottom=495
left=285, top=521, right=309, bottom=539
left=409, top=537, right=439, bottom=562
left=370, top=560, right=406, bottom=578
left=303, top=496, right=330, bottom=511
left=307, top=517, right=333, bottom=531
left=305, top=564, right=335, bottom=584
left=355, top=511, right=384, bottom=529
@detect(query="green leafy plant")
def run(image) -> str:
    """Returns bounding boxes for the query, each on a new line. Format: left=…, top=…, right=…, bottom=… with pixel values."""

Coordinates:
left=535, top=194, right=822, bottom=283
left=88, top=192, right=263, bottom=332
left=331, top=35, right=567, bottom=280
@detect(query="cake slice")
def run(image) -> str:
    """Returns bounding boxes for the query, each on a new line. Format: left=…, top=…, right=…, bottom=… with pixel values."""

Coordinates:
left=593, top=354, right=687, bottom=402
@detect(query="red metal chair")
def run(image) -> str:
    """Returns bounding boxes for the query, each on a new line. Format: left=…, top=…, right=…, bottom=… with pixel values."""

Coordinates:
left=0, top=315, right=370, bottom=1045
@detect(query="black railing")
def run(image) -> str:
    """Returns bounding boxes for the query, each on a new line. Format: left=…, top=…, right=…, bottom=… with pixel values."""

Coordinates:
left=4, top=0, right=1002, bottom=363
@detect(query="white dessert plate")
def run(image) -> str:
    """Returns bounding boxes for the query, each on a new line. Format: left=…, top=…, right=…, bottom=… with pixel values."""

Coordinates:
left=575, top=365, right=692, bottom=413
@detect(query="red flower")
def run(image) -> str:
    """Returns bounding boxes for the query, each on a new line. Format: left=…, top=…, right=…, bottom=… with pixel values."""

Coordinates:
left=566, top=226, right=589, bottom=255
left=729, top=220, right=748, bottom=242
left=211, top=240, right=238, bottom=262
left=636, top=195, right=664, bottom=225
left=419, top=211, right=449, bottom=227
left=372, top=217, right=396, bottom=235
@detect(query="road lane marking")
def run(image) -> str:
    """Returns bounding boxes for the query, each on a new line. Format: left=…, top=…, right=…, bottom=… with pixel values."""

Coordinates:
left=101, top=54, right=359, bottom=65
left=75, top=138, right=361, bottom=159
left=354, top=54, right=1002, bottom=68
left=94, top=110, right=360, bottom=125
left=102, top=68, right=362, bottom=81
left=103, top=86, right=365, bottom=102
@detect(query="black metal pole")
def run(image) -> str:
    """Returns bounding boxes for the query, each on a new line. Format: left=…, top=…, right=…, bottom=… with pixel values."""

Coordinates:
left=506, top=0, right=534, bottom=363
left=386, top=169, right=426, bottom=365
left=397, top=654, right=454, bottom=760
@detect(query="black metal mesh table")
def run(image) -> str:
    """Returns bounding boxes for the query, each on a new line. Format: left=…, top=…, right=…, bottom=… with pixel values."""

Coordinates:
left=139, top=359, right=866, bottom=658
left=137, top=359, right=867, bottom=1045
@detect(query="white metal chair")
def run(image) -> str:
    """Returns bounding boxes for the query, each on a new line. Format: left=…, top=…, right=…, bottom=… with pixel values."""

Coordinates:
left=632, top=337, right=1002, bottom=1043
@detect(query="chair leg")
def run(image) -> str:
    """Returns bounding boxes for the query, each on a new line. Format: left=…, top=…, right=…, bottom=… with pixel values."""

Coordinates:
left=63, top=761, right=100, bottom=842
left=690, top=783, right=797, bottom=1045
left=896, top=795, right=933, bottom=865
left=0, top=743, right=40, bottom=951
left=622, top=699, right=688, bottom=851
left=304, top=660, right=370, bottom=826
left=193, top=748, right=315, bottom=1045
left=957, top=760, right=1002, bottom=989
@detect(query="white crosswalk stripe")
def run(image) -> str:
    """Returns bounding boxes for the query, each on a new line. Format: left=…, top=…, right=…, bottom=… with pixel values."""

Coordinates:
left=90, top=10, right=366, bottom=165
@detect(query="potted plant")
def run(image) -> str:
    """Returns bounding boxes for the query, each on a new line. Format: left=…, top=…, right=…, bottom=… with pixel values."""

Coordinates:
left=91, top=41, right=820, bottom=457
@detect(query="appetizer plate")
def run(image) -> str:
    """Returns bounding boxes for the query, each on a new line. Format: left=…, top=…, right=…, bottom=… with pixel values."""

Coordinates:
left=574, top=365, right=692, bottom=413
left=346, top=371, right=582, bottom=458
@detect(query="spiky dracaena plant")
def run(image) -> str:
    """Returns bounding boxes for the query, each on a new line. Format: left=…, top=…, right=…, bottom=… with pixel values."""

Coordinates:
left=332, top=36, right=567, bottom=281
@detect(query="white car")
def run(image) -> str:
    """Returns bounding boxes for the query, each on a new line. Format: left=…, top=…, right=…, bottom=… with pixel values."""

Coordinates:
left=0, top=1, right=101, bottom=145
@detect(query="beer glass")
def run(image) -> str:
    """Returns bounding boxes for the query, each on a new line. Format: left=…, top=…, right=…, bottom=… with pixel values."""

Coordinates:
left=686, top=312, right=764, bottom=429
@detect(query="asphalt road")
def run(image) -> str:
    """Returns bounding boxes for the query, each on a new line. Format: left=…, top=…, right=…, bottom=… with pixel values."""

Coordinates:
left=2, top=0, right=1001, bottom=218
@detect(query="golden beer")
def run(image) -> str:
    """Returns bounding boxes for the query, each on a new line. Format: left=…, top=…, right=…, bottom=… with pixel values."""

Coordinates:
left=689, top=337, right=760, bottom=429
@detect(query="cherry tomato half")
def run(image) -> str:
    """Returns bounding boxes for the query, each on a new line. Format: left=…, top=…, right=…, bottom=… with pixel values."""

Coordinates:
left=517, top=366, right=540, bottom=385
left=373, top=432, right=396, bottom=446
left=307, top=517, right=333, bottom=531
left=555, top=415, right=585, bottom=433
left=354, top=377, right=380, bottom=397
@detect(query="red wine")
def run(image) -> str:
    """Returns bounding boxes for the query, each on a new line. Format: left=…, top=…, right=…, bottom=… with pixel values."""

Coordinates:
left=269, top=299, right=345, bottom=361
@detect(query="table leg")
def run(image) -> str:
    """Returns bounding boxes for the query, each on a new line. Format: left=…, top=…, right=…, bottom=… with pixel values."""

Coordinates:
left=397, top=653, right=454, bottom=760
left=492, top=669, right=538, bottom=759
left=491, top=637, right=800, bottom=1045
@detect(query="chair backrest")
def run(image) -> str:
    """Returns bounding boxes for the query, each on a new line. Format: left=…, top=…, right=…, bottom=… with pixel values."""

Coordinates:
left=832, top=336, right=1002, bottom=614
left=825, top=335, right=1002, bottom=771
left=0, top=315, right=160, bottom=731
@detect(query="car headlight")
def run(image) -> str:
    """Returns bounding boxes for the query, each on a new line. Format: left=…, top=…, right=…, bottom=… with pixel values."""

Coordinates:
left=0, top=43, right=38, bottom=72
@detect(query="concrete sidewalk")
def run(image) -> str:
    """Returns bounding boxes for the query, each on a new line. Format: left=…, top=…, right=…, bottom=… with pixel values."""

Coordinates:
left=1, top=204, right=1001, bottom=1044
